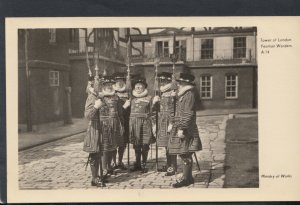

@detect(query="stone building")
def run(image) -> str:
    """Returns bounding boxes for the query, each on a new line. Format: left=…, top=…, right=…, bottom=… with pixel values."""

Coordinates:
left=129, top=27, right=258, bottom=109
left=18, top=29, right=71, bottom=131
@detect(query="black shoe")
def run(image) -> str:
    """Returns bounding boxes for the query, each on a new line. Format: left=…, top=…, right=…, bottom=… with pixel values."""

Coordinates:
left=165, top=167, right=175, bottom=176
left=141, top=162, right=148, bottom=173
left=172, top=178, right=193, bottom=188
left=107, top=169, right=116, bottom=175
left=111, top=162, right=118, bottom=170
left=157, top=165, right=167, bottom=172
left=188, top=177, right=195, bottom=184
left=91, top=177, right=107, bottom=187
left=130, top=163, right=142, bottom=172
left=117, top=162, right=127, bottom=170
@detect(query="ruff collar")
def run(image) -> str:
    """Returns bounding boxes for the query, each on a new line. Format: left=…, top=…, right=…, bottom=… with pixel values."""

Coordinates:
left=160, top=83, right=172, bottom=93
left=177, top=85, right=194, bottom=97
left=102, top=89, right=115, bottom=97
left=132, top=89, right=148, bottom=98
left=113, top=84, right=126, bottom=92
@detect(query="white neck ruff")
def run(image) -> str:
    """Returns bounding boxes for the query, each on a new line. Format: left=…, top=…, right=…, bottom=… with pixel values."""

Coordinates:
left=160, top=83, right=172, bottom=93
left=132, top=89, right=148, bottom=98
left=113, top=84, right=126, bottom=92
left=177, top=85, right=194, bottom=97
left=102, top=89, right=115, bottom=96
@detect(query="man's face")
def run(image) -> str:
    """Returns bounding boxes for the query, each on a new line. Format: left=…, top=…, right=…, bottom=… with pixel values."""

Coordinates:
left=116, top=79, right=125, bottom=88
left=103, top=83, right=114, bottom=93
left=160, top=79, right=171, bottom=87
left=134, top=83, right=145, bottom=94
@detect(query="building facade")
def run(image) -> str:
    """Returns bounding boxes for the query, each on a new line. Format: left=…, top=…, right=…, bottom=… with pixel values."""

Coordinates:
left=129, top=27, right=258, bottom=109
left=18, top=29, right=71, bottom=131
left=68, top=28, right=130, bottom=117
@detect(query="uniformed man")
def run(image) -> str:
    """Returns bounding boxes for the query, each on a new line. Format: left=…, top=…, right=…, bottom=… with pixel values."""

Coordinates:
left=83, top=75, right=104, bottom=186
left=98, top=75, right=125, bottom=177
left=84, top=75, right=125, bottom=186
left=123, top=76, right=156, bottom=173
left=111, top=72, right=130, bottom=170
left=152, top=72, right=177, bottom=176
left=168, top=73, right=202, bottom=188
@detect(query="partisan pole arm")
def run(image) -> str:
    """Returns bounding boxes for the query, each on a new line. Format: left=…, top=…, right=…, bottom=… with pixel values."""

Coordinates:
left=126, top=34, right=132, bottom=173
left=154, top=59, right=160, bottom=172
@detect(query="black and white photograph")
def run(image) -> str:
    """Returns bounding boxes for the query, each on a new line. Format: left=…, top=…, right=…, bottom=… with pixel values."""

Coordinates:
left=17, top=26, right=258, bottom=190
left=5, top=16, right=300, bottom=203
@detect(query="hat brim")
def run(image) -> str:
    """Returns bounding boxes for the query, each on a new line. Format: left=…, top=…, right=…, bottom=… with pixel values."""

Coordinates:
left=176, top=79, right=195, bottom=84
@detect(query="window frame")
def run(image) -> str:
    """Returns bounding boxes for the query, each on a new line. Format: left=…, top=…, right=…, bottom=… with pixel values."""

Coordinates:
left=156, top=40, right=169, bottom=58
left=225, top=74, right=238, bottom=99
left=49, top=70, right=60, bottom=87
left=201, top=39, right=214, bottom=59
left=175, top=40, right=187, bottom=60
left=233, top=37, right=246, bottom=59
left=200, top=75, right=213, bottom=99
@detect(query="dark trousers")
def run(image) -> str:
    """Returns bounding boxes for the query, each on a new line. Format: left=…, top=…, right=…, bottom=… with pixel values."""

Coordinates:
left=89, top=153, right=100, bottom=181
left=133, top=144, right=150, bottom=165
left=112, top=145, right=126, bottom=165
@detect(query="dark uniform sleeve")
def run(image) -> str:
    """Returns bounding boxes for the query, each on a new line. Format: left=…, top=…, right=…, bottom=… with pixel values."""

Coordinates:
left=117, top=96, right=125, bottom=125
left=84, top=94, right=99, bottom=120
left=177, top=91, right=195, bottom=131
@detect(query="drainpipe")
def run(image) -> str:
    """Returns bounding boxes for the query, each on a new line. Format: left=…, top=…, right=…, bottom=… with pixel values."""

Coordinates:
left=192, top=33, right=194, bottom=61
left=25, top=29, right=32, bottom=131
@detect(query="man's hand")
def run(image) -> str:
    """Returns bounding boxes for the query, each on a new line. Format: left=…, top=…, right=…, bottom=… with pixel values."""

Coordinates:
left=123, top=99, right=131, bottom=109
left=88, top=87, right=96, bottom=95
left=167, top=124, right=173, bottom=133
left=94, top=99, right=103, bottom=109
left=171, top=90, right=177, bottom=97
left=152, top=96, right=161, bottom=104
left=177, top=130, right=184, bottom=139
left=98, top=92, right=104, bottom=98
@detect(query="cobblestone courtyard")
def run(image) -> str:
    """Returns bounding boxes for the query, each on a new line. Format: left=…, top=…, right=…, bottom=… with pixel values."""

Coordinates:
left=19, top=115, right=228, bottom=189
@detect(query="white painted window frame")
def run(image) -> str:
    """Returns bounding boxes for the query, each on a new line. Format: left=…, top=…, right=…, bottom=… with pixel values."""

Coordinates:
left=49, top=70, right=59, bottom=87
left=200, top=75, right=213, bottom=99
left=225, top=74, right=238, bottom=99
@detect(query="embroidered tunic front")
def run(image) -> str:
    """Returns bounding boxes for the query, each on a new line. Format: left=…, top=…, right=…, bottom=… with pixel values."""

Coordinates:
left=156, top=90, right=175, bottom=147
left=129, top=91, right=156, bottom=146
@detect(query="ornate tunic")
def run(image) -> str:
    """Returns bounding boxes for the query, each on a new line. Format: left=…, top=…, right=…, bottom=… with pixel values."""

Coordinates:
left=168, top=86, right=202, bottom=155
left=129, top=90, right=156, bottom=146
left=156, top=90, right=174, bottom=147
left=83, top=93, right=124, bottom=153
left=99, top=94, right=125, bottom=151
left=83, top=93, right=101, bottom=153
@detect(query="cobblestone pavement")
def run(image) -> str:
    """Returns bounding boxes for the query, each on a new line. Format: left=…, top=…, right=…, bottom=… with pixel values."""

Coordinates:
left=19, top=115, right=228, bottom=189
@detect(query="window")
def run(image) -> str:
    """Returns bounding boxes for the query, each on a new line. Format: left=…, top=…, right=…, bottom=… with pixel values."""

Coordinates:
left=200, top=75, right=213, bottom=99
left=49, top=29, right=56, bottom=44
left=225, top=74, right=238, bottom=99
left=175, top=40, right=187, bottom=61
left=201, top=39, right=213, bottom=59
left=156, top=41, right=169, bottom=58
left=233, top=37, right=246, bottom=58
left=49, top=71, right=59, bottom=87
